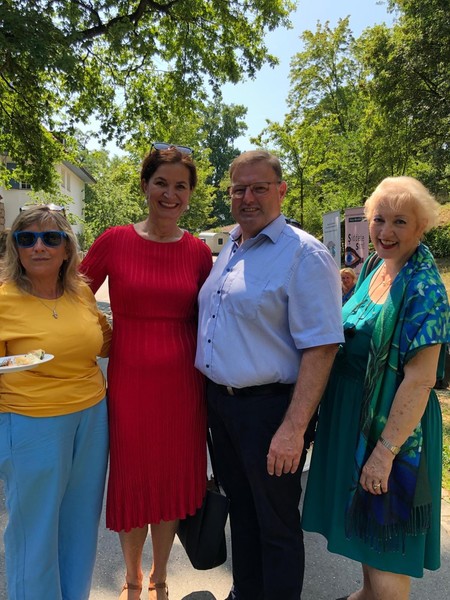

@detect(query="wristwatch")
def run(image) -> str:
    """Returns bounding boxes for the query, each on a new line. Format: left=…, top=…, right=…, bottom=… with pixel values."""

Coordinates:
left=379, top=435, right=401, bottom=455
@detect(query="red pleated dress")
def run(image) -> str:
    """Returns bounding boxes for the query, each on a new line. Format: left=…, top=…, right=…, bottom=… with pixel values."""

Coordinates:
left=81, top=225, right=212, bottom=532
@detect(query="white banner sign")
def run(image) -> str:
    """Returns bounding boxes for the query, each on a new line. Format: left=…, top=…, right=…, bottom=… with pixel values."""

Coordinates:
left=322, top=210, right=341, bottom=267
left=344, top=207, right=369, bottom=274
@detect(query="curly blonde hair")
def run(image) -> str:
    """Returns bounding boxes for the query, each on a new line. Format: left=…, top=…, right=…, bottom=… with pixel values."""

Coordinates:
left=364, top=176, right=440, bottom=233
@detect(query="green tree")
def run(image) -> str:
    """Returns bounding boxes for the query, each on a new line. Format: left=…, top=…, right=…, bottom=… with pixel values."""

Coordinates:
left=82, top=151, right=144, bottom=244
left=259, top=7, right=450, bottom=235
left=361, top=0, right=450, bottom=191
left=81, top=100, right=219, bottom=242
left=259, top=19, right=379, bottom=233
left=198, top=97, right=248, bottom=226
left=0, top=0, right=294, bottom=191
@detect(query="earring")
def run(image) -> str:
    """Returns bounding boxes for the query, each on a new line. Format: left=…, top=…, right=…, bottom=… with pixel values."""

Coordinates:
left=186, top=204, right=190, bottom=211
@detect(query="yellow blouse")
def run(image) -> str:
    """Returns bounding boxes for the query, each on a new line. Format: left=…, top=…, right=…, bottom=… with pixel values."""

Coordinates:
left=0, top=282, right=111, bottom=417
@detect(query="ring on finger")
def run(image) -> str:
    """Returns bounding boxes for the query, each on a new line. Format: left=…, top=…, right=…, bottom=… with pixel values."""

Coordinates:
left=372, top=482, right=381, bottom=490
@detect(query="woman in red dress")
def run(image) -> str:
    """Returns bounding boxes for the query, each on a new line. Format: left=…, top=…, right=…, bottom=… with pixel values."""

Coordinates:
left=81, top=144, right=212, bottom=600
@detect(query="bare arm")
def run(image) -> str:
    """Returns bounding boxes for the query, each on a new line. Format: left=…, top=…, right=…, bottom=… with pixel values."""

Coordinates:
left=360, top=344, right=441, bottom=495
left=267, top=343, right=339, bottom=476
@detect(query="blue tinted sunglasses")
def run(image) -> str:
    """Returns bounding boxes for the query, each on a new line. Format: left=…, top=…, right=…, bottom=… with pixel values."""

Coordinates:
left=14, top=230, right=68, bottom=248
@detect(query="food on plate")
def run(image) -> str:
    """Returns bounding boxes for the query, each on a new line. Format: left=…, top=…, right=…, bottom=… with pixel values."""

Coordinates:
left=0, top=349, right=46, bottom=367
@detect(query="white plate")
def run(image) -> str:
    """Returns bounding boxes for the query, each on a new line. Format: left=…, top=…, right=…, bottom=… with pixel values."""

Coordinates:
left=0, top=354, right=54, bottom=374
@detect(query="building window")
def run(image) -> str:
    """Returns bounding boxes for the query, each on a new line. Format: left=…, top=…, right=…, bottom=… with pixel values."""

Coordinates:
left=6, top=163, right=31, bottom=190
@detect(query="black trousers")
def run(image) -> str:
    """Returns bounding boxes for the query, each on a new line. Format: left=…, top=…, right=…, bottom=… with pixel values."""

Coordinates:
left=207, top=381, right=313, bottom=600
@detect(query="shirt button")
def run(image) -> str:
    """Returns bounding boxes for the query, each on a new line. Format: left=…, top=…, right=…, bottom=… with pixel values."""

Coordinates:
left=217, top=290, right=220, bottom=294
left=212, top=315, right=215, bottom=318
left=208, top=339, right=211, bottom=343
left=206, top=364, right=210, bottom=368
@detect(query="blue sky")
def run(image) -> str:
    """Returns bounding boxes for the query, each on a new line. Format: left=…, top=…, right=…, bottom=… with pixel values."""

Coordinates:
left=224, top=0, right=395, bottom=149
left=90, top=1, right=394, bottom=154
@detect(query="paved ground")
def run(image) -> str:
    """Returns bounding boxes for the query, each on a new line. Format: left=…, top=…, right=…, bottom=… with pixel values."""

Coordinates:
left=0, top=291, right=449, bottom=598
left=1, top=468, right=449, bottom=600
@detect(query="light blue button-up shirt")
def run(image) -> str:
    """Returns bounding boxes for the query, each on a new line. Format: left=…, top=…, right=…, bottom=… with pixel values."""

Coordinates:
left=195, top=215, right=344, bottom=387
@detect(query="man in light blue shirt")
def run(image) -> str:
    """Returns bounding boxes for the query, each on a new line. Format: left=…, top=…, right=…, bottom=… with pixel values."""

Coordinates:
left=195, top=150, right=343, bottom=600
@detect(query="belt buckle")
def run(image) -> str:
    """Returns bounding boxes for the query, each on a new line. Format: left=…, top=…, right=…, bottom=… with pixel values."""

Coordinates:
left=226, top=385, right=235, bottom=396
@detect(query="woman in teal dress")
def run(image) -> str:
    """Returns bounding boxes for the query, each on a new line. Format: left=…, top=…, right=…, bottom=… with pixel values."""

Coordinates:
left=303, top=176, right=449, bottom=600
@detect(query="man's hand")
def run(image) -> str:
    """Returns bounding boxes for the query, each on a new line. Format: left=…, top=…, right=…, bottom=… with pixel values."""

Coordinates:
left=267, top=417, right=304, bottom=476
left=266, top=343, right=339, bottom=477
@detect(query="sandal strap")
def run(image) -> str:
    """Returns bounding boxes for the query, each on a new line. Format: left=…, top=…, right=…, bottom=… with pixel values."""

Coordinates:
left=148, top=582, right=168, bottom=591
left=122, top=583, right=142, bottom=591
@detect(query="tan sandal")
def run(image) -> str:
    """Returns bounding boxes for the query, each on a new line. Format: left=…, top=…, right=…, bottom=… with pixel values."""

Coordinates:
left=148, top=582, right=168, bottom=599
left=119, top=582, right=142, bottom=600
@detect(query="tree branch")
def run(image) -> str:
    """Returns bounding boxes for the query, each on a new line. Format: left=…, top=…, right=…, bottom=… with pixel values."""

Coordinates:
left=70, top=0, right=180, bottom=42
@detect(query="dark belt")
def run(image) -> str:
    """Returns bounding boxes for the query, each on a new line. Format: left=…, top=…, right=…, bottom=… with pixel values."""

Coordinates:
left=210, top=381, right=293, bottom=397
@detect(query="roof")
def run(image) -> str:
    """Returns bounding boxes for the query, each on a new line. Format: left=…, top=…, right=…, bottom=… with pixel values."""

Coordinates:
left=201, top=225, right=236, bottom=234
left=62, top=160, right=96, bottom=184
left=199, top=231, right=230, bottom=238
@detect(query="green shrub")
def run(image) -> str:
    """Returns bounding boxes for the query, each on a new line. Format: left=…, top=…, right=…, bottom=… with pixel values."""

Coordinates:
left=442, top=401, right=450, bottom=492
left=424, top=226, right=450, bottom=258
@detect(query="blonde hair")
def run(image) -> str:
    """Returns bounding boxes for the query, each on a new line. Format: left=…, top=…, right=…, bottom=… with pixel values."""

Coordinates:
left=364, top=176, right=440, bottom=233
left=340, top=267, right=357, bottom=283
left=1, top=206, right=87, bottom=295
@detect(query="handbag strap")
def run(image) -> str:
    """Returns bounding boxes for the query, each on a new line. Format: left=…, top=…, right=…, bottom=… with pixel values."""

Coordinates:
left=207, top=429, right=222, bottom=492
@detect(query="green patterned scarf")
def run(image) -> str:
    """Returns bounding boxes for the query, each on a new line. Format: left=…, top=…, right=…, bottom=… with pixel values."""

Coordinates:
left=345, top=243, right=449, bottom=552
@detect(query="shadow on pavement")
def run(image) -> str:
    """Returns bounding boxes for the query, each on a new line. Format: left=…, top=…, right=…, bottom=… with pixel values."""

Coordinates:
left=181, top=593, right=218, bottom=600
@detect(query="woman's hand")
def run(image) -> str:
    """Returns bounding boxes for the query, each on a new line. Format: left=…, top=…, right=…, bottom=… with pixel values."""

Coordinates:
left=360, top=444, right=394, bottom=495
left=360, top=344, right=442, bottom=495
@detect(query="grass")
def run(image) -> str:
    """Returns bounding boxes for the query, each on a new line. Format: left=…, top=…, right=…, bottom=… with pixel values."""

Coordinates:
left=436, top=257, right=450, bottom=492
left=440, top=394, right=450, bottom=492
left=436, top=257, right=450, bottom=289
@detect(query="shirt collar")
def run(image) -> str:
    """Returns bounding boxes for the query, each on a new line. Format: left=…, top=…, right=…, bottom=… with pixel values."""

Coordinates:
left=230, top=214, right=287, bottom=246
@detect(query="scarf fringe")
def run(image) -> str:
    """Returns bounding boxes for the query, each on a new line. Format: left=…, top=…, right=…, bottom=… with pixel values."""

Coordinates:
left=345, top=500, right=432, bottom=554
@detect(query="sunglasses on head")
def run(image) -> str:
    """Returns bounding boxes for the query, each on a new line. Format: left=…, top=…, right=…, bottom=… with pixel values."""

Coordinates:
left=14, top=230, right=68, bottom=248
left=19, top=203, right=66, bottom=216
left=151, top=142, right=193, bottom=156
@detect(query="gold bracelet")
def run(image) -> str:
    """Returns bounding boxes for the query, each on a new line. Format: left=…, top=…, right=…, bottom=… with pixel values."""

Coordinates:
left=379, top=435, right=401, bottom=455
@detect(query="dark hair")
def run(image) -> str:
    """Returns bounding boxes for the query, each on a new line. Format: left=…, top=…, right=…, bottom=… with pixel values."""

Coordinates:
left=1, top=205, right=86, bottom=295
left=229, top=150, right=282, bottom=181
left=140, top=147, right=197, bottom=191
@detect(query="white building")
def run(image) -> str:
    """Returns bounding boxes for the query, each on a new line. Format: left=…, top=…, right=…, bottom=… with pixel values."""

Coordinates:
left=0, top=158, right=95, bottom=234
left=199, top=230, right=230, bottom=254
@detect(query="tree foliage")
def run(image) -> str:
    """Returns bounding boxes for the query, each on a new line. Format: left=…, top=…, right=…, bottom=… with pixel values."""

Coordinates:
left=82, top=146, right=214, bottom=245
left=258, top=1, right=450, bottom=236
left=361, top=0, right=450, bottom=192
left=197, top=98, right=247, bottom=226
left=0, top=0, right=293, bottom=190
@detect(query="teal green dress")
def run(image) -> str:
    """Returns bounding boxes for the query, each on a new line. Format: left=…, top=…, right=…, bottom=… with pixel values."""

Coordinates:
left=302, top=274, right=443, bottom=577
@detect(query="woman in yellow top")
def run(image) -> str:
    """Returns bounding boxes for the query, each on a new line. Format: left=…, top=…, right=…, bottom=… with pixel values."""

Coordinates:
left=0, top=205, right=111, bottom=600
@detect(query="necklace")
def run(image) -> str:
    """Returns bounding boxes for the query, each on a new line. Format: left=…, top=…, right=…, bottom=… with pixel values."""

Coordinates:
left=35, top=296, right=59, bottom=319
left=378, top=264, right=399, bottom=287
left=344, top=275, right=390, bottom=339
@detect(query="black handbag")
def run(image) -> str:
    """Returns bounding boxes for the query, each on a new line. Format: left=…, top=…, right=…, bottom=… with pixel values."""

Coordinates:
left=177, top=430, right=230, bottom=570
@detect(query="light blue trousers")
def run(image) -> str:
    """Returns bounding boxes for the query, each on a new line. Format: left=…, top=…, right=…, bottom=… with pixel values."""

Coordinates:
left=0, top=398, right=108, bottom=600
